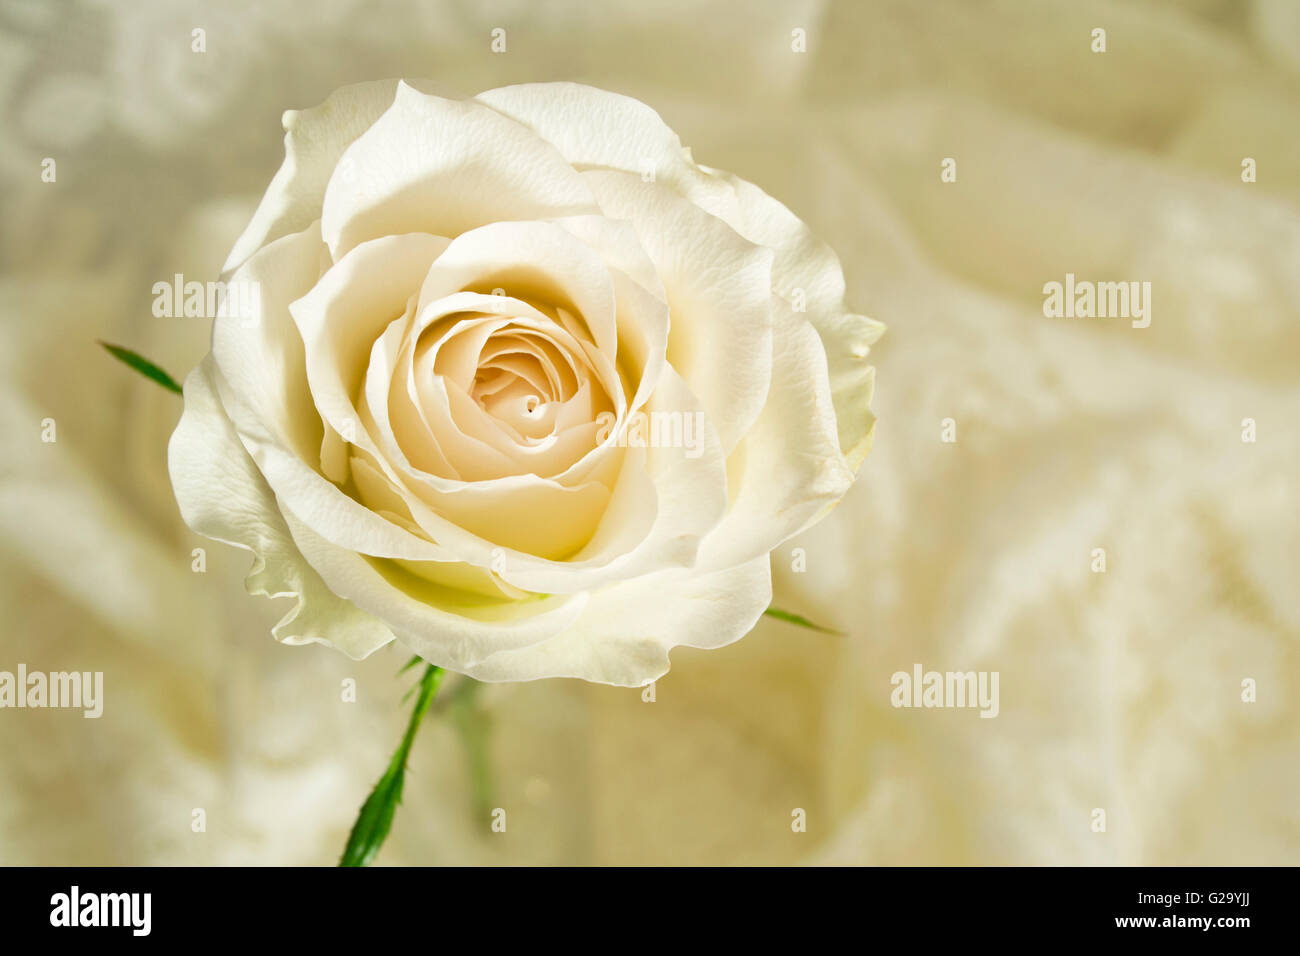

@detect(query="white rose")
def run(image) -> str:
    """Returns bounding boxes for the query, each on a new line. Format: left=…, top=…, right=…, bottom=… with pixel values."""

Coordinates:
left=169, top=80, right=883, bottom=686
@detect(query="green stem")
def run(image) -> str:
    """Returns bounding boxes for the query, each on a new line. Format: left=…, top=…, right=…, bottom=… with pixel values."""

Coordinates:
left=338, top=664, right=445, bottom=867
left=448, top=681, right=494, bottom=830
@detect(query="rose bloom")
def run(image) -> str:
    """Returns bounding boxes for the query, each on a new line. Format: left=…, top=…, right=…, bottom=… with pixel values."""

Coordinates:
left=169, top=80, right=882, bottom=686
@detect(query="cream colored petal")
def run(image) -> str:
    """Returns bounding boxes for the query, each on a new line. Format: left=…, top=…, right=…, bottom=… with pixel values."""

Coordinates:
left=168, top=358, right=394, bottom=658
left=550, top=214, right=667, bottom=305
left=288, top=230, right=448, bottom=467
left=347, top=449, right=529, bottom=603
left=281, top=508, right=590, bottom=672
left=698, top=297, right=856, bottom=571
left=363, top=302, right=462, bottom=479
left=551, top=215, right=671, bottom=414
left=295, top=280, right=630, bottom=566
left=438, top=384, right=600, bottom=483
left=606, top=268, right=670, bottom=415
left=468, top=555, right=773, bottom=686
left=492, top=366, right=728, bottom=591
left=321, top=81, right=599, bottom=260
left=336, top=368, right=728, bottom=597
left=697, top=167, right=885, bottom=467
left=213, top=230, right=452, bottom=563
left=223, top=79, right=402, bottom=275
left=405, top=461, right=614, bottom=560
left=332, top=289, right=643, bottom=570
left=405, top=307, right=604, bottom=480
left=212, top=224, right=326, bottom=464
left=412, top=219, right=619, bottom=363
left=475, top=81, right=739, bottom=218
left=583, top=169, right=775, bottom=453
left=297, top=269, right=611, bottom=561
left=476, top=82, right=690, bottom=180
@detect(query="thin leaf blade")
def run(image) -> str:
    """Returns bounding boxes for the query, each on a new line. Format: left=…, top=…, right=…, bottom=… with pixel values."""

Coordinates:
left=99, top=341, right=183, bottom=394
left=764, top=606, right=843, bottom=636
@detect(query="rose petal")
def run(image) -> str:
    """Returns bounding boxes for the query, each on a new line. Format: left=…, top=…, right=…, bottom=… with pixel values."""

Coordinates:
left=342, top=367, right=728, bottom=596
left=289, top=230, right=449, bottom=473
left=281, top=507, right=592, bottom=672
left=412, top=219, right=620, bottom=365
left=697, top=167, right=885, bottom=467
left=321, top=82, right=599, bottom=260
left=475, top=81, right=740, bottom=219
left=697, top=296, right=856, bottom=570
left=168, top=358, right=394, bottom=658
left=467, top=554, right=773, bottom=686
left=214, top=226, right=453, bottom=563
left=583, top=169, right=775, bottom=454
left=223, top=79, right=402, bottom=275
left=551, top=215, right=670, bottom=413
left=212, top=225, right=326, bottom=463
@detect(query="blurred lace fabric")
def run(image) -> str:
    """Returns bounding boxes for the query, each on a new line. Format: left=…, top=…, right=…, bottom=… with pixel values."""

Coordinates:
left=1, top=0, right=1296, bottom=864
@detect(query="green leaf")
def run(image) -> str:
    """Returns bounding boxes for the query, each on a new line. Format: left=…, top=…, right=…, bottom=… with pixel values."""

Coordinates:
left=764, top=606, right=843, bottom=636
left=99, top=341, right=183, bottom=394
left=339, top=664, right=445, bottom=867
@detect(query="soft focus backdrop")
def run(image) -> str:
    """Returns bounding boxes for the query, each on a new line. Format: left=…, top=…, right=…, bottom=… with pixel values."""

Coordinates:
left=1, top=0, right=1297, bottom=865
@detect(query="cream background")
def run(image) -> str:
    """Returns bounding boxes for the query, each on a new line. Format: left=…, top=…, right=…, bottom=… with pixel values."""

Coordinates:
left=1, top=0, right=1297, bottom=864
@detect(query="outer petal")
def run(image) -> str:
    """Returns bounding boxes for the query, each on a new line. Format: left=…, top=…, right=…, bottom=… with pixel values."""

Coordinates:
left=583, top=169, right=775, bottom=454
left=321, top=82, right=599, bottom=259
left=698, top=167, right=885, bottom=468
left=474, top=81, right=740, bottom=218
left=476, top=82, right=689, bottom=179
left=213, top=224, right=453, bottom=564
left=697, top=297, right=856, bottom=570
left=281, top=508, right=590, bottom=672
left=168, top=358, right=394, bottom=658
left=466, top=555, right=773, bottom=686
left=223, top=79, right=402, bottom=275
